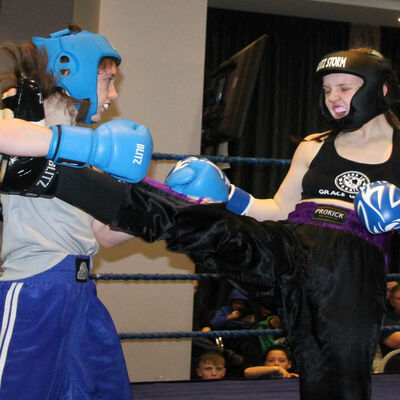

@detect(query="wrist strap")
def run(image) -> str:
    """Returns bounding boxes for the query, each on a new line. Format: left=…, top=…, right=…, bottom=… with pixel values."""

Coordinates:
left=47, top=125, right=62, bottom=160
left=227, top=185, right=254, bottom=215
left=47, top=125, right=90, bottom=168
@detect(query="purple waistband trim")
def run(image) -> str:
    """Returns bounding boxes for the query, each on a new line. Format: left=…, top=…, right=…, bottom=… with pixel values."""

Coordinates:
left=288, top=202, right=391, bottom=252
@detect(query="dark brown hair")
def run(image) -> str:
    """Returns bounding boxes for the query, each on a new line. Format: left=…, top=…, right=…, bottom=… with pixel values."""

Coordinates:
left=0, top=41, right=57, bottom=99
left=0, top=24, right=94, bottom=122
left=197, top=352, right=225, bottom=367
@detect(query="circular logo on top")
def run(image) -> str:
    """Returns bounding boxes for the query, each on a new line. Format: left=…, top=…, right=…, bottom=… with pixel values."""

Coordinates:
left=334, top=171, right=370, bottom=194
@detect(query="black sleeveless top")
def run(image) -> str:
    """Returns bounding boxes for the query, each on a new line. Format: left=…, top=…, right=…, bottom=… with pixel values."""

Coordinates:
left=301, top=130, right=400, bottom=203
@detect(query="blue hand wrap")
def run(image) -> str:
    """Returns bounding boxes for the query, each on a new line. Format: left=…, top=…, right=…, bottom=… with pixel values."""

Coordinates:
left=227, top=185, right=254, bottom=215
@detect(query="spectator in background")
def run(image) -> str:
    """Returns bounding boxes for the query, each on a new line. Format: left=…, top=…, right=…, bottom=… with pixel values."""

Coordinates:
left=244, top=344, right=298, bottom=379
left=210, top=289, right=255, bottom=331
left=196, top=352, right=226, bottom=380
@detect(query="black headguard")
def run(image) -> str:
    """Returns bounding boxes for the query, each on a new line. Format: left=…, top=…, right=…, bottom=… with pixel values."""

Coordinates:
left=315, top=49, right=400, bottom=132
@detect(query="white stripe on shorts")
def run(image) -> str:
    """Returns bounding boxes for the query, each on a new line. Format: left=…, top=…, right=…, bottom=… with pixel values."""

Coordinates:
left=0, top=282, right=23, bottom=388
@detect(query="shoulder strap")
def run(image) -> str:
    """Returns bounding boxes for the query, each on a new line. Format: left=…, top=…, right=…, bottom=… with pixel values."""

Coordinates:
left=392, top=129, right=400, bottom=153
left=308, top=138, right=332, bottom=168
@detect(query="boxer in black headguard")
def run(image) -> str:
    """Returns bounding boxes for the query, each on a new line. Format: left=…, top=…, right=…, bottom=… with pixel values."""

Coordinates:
left=38, top=48, right=400, bottom=400
left=315, top=49, right=400, bottom=133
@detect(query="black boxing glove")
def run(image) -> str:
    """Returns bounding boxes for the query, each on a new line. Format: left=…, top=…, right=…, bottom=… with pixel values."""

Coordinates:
left=1, top=72, right=45, bottom=123
left=0, top=73, right=59, bottom=197
left=0, top=156, right=58, bottom=197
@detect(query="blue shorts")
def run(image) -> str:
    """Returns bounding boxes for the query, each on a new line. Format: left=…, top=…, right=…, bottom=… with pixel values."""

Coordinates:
left=0, top=256, right=132, bottom=399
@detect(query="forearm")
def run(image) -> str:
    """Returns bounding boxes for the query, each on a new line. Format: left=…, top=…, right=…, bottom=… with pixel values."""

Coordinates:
left=92, top=219, right=135, bottom=248
left=0, top=119, right=51, bottom=156
left=244, top=366, right=278, bottom=378
left=247, top=195, right=299, bottom=222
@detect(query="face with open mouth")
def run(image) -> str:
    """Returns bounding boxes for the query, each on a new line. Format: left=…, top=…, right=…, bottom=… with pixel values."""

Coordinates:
left=322, top=73, right=364, bottom=119
left=91, top=60, right=119, bottom=123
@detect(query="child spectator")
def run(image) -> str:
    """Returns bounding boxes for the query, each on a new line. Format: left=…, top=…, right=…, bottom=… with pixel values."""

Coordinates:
left=244, top=344, right=298, bottom=379
left=196, top=352, right=226, bottom=380
left=210, top=289, right=255, bottom=330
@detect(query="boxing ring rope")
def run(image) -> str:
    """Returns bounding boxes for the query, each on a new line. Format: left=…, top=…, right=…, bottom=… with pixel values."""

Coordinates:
left=90, top=273, right=222, bottom=281
left=90, top=272, right=400, bottom=282
left=119, top=329, right=285, bottom=341
left=152, top=152, right=291, bottom=166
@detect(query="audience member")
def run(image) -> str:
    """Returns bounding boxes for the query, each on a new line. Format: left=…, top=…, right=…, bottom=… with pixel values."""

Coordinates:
left=244, top=344, right=298, bottom=379
left=256, top=306, right=281, bottom=353
left=210, top=289, right=255, bottom=330
left=196, top=352, right=226, bottom=380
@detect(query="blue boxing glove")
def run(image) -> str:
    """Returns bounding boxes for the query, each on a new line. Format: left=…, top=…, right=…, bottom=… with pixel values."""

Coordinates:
left=354, top=180, right=400, bottom=234
left=165, top=156, right=254, bottom=215
left=47, top=119, right=153, bottom=183
left=165, top=156, right=230, bottom=201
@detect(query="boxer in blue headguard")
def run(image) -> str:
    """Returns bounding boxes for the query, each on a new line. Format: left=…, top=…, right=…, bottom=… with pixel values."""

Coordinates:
left=0, top=25, right=154, bottom=399
left=33, top=28, right=122, bottom=124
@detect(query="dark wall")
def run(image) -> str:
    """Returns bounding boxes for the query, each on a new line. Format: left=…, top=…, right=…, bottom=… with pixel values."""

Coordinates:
left=204, top=8, right=350, bottom=198
left=0, top=0, right=74, bottom=42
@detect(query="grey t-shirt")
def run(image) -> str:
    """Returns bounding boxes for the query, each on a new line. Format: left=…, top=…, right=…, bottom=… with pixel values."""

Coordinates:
left=0, top=195, right=99, bottom=279
left=0, top=94, right=99, bottom=280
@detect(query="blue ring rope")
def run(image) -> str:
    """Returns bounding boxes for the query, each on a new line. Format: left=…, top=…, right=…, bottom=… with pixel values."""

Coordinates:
left=119, top=329, right=284, bottom=340
left=91, top=273, right=400, bottom=282
left=118, top=326, right=400, bottom=340
left=90, top=273, right=221, bottom=281
left=152, top=152, right=291, bottom=166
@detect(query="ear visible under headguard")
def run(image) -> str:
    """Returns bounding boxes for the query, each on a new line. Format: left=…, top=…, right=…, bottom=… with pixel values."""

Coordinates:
left=32, top=28, right=121, bottom=124
left=316, top=50, right=400, bottom=132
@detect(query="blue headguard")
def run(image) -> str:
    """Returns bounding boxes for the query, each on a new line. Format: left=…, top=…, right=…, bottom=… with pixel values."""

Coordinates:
left=32, top=29, right=122, bottom=124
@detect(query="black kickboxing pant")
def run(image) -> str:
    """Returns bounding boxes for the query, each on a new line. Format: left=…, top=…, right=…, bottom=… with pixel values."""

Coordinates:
left=286, top=203, right=390, bottom=400
left=55, top=167, right=391, bottom=400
